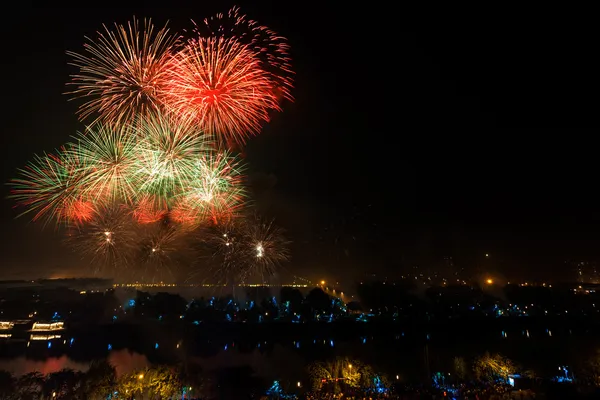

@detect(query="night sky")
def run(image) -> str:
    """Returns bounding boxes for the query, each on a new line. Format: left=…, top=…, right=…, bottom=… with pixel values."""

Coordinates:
left=0, top=3, right=597, bottom=282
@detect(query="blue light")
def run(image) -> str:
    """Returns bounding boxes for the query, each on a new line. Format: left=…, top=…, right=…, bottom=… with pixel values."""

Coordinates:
left=155, top=343, right=159, bottom=349
left=128, top=299, right=135, bottom=308
left=362, top=337, right=367, bottom=344
left=108, top=344, right=112, bottom=350
left=224, top=344, right=228, bottom=351
left=296, top=341, right=300, bottom=349
left=329, top=339, right=334, bottom=347
left=47, top=342, right=51, bottom=349
left=69, top=338, right=74, bottom=346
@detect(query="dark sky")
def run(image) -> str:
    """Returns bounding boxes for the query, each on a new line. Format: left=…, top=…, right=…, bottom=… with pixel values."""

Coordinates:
left=0, top=3, right=597, bottom=282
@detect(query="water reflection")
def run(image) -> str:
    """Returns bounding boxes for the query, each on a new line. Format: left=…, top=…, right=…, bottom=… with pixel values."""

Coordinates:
left=0, top=354, right=88, bottom=376
left=0, top=345, right=305, bottom=382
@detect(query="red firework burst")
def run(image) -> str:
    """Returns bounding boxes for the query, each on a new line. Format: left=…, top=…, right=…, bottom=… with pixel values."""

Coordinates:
left=65, top=199, right=97, bottom=224
left=164, top=36, right=281, bottom=145
left=201, top=6, right=294, bottom=101
left=133, top=195, right=168, bottom=224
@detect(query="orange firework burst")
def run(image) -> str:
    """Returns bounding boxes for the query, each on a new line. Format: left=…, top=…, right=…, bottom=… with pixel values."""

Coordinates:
left=201, top=6, right=293, bottom=102
left=67, top=19, right=178, bottom=126
left=133, top=194, right=168, bottom=224
left=164, top=36, right=281, bottom=146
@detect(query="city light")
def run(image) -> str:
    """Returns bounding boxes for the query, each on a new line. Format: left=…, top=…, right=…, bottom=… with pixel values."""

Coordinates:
left=321, top=280, right=325, bottom=285
left=31, top=322, right=64, bottom=331
left=486, top=278, right=494, bottom=285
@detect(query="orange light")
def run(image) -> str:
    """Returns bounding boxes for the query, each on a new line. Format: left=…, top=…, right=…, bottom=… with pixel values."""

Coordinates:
left=486, top=278, right=493, bottom=285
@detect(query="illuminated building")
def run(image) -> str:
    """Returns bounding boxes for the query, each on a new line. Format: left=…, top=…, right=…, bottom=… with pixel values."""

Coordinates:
left=31, top=322, right=64, bottom=331
left=0, top=321, right=15, bottom=330
left=30, top=334, right=61, bottom=341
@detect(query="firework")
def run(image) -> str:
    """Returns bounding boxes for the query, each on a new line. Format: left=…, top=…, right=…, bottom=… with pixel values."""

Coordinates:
left=164, top=36, right=280, bottom=145
left=134, top=113, right=209, bottom=200
left=201, top=6, right=293, bottom=101
left=10, top=9, right=294, bottom=284
left=9, top=150, right=90, bottom=225
left=137, top=223, right=187, bottom=282
left=67, top=124, right=139, bottom=204
left=67, top=204, right=137, bottom=273
left=198, top=213, right=289, bottom=284
left=172, top=151, right=246, bottom=225
left=240, top=215, right=290, bottom=282
left=67, top=19, right=178, bottom=126
left=132, top=194, right=169, bottom=224
left=197, top=218, right=247, bottom=285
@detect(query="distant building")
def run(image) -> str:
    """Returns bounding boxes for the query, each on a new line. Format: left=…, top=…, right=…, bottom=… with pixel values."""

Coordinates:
left=0, top=278, right=113, bottom=293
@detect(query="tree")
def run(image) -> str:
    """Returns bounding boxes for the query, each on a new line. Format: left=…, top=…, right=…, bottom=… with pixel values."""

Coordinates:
left=307, top=358, right=376, bottom=394
left=305, top=288, right=331, bottom=315
left=43, top=369, right=84, bottom=399
left=453, top=356, right=468, bottom=381
left=146, top=365, right=182, bottom=398
left=0, top=371, right=16, bottom=399
left=474, top=352, right=515, bottom=382
left=82, top=360, right=117, bottom=399
left=583, top=348, right=600, bottom=386
left=16, top=372, right=44, bottom=400
left=280, top=287, right=303, bottom=315
left=118, top=366, right=182, bottom=399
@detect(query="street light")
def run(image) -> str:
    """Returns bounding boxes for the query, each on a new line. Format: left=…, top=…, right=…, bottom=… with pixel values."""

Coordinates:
left=320, top=280, right=325, bottom=286
left=138, top=374, right=144, bottom=380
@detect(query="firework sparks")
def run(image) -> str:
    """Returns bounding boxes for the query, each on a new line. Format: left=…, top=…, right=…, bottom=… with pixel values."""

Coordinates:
left=9, top=150, right=90, bottom=225
left=67, top=19, right=178, bottom=126
left=132, top=194, right=169, bottom=224
left=241, top=215, right=290, bottom=282
left=173, top=151, right=246, bottom=225
left=198, top=213, right=289, bottom=284
left=197, top=218, right=247, bottom=285
left=201, top=6, right=293, bottom=101
left=134, top=113, right=209, bottom=199
left=67, top=124, right=139, bottom=204
left=67, top=204, right=137, bottom=274
left=164, top=36, right=280, bottom=145
left=137, top=223, right=187, bottom=282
